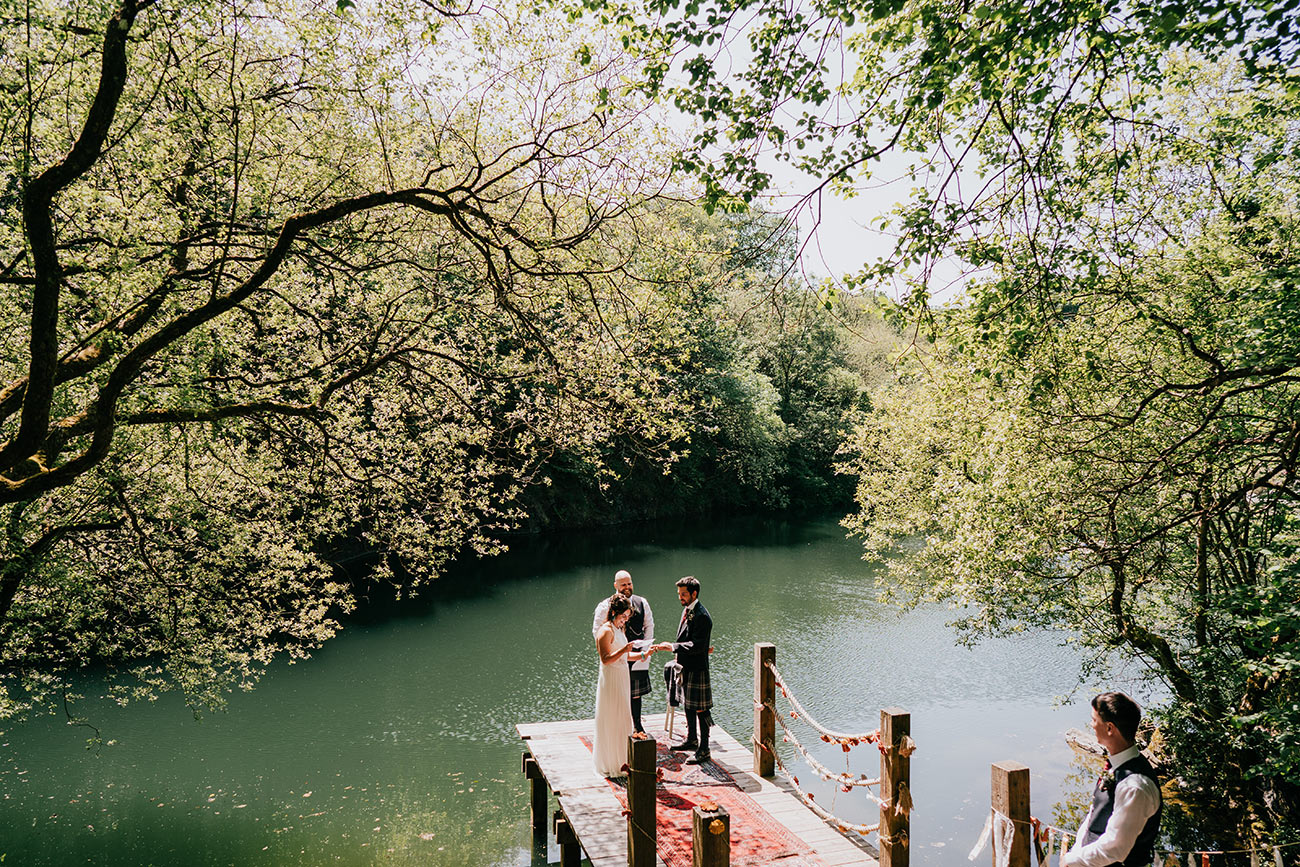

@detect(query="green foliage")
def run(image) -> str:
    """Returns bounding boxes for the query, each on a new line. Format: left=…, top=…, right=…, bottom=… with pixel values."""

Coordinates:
left=520, top=208, right=903, bottom=524
left=839, top=57, right=1300, bottom=841
left=582, top=0, right=1298, bottom=317
left=0, top=0, right=694, bottom=717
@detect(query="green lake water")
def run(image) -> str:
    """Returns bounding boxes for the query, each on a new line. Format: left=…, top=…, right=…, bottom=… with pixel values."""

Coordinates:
left=0, top=513, right=1151, bottom=865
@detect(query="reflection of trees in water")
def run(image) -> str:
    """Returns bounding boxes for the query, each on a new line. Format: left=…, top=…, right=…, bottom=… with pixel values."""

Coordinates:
left=1051, top=742, right=1100, bottom=836
left=347, top=511, right=845, bottom=620
left=366, top=793, right=529, bottom=867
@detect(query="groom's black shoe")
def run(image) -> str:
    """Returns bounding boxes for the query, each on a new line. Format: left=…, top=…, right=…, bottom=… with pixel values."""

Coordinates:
left=669, top=740, right=698, bottom=752
left=685, top=751, right=711, bottom=765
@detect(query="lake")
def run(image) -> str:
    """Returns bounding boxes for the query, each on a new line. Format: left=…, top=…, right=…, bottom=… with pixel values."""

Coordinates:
left=0, top=513, right=1152, bottom=865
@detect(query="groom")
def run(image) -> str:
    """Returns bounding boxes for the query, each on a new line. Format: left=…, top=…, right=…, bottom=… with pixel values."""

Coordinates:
left=653, top=576, right=713, bottom=764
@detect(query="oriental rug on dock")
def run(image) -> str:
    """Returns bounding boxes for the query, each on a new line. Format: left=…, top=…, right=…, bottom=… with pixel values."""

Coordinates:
left=581, top=736, right=830, bottom=867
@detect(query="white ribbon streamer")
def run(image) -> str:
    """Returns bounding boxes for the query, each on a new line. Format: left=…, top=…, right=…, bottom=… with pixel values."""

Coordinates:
left=993, top=812, right=1015, bottom=867
left=966, top=809, right=1016, bottom=867
left=969, top=810, right=994, bottom=862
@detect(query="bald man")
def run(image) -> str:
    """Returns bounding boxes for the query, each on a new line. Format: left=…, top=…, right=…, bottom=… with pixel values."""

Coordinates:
left=592, top=570, right=655, bottom=735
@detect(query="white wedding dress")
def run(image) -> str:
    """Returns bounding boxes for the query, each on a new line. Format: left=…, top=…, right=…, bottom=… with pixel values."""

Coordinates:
left=592, top=627, right=635, bottom=777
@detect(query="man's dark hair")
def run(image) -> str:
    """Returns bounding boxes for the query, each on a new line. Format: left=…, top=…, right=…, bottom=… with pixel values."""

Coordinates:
left=676, top=576, right=700, bottom=596
left=1092, top=691, right=1142, bottom=743
left=605, top=594, right=632, bottom=621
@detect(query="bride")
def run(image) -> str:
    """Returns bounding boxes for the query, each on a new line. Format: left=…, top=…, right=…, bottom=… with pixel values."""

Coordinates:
left=593, top=594, right=654, bottom=777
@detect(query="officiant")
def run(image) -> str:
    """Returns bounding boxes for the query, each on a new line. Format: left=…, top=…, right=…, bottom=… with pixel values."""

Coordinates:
left=592, top=570, right=655, bottom=735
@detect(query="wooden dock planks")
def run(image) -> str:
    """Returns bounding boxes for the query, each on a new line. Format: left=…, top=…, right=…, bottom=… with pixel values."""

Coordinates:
left=518, top=713, right=879, bottom=867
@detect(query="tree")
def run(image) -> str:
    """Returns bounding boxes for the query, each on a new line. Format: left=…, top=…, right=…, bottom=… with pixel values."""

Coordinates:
left=0, top=0, right=690, bottom=717
left=516, top=205, right=903, bottom=524
left=839, top=56, right=1300, bottom=841
left=583, top=0, right=1297, bottom=299
left=573, top=0, right=1300, bottom=839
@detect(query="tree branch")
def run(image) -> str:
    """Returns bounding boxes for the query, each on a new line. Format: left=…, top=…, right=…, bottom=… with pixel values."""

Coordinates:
left=5, top=0, right=156, bottom=473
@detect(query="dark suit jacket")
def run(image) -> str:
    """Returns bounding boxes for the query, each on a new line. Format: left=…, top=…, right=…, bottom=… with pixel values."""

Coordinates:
left=672, top=602, right=711, bottom=673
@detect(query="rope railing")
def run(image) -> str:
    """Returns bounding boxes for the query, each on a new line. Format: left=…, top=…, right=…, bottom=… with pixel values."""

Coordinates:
left=756, top=697, right=884, bottom=800
left=754, top=652, right=916, bottom=850
left=767, top=661, right=881, bottom=742
left=753, top=716, right=882, bottom=836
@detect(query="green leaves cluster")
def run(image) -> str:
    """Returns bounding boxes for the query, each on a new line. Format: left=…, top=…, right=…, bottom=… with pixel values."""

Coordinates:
left=521, top=207, right=905, bottom=523
left=0, top=0, right=697, bottom=718
left=839, top=57, right=1300, bottom=841
left=582, top=0, right=1298, bottom=308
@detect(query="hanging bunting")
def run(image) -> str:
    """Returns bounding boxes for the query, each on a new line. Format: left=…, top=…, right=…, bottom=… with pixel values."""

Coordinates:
left=968, top=810, right=993, bottom=861
left=1031, top=817, right=1046, bottom=865
left=992, top=812, right=1015, bottom=867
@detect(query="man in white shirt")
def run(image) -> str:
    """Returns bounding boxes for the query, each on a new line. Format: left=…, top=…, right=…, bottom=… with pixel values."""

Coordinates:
left=592, top=570, right=655, bottom=735
left=1063, top=692, right=1163, bottom=867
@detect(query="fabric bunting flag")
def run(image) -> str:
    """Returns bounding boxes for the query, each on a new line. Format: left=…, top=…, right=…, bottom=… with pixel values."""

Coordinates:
left=992, top=812, right=1015, bottom=867
left=1031, top=818, right=1046, bottom=865
left=968, top=811, right=993, bottom=862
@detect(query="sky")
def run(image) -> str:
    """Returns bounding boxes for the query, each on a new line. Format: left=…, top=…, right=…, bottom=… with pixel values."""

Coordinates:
left=677, top=31, right=975, bottom=305
left=760, top=158, right=973, bottom=305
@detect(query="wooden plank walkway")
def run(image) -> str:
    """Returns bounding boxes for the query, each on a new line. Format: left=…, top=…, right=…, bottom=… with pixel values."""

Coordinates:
left=518, top=712, right=879, bottom=867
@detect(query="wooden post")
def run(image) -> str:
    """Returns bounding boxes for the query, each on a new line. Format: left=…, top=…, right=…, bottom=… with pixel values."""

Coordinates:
left=627, top=735, right=657, bottom=867
left=879, top=708, right=911, bottom=867
left=692, top=803, right=730, bottom=867
left=753, top=642, right=776, bottom=777
left=554, top=809, right=581, bottom=867
left=991, top=761, right=1031, bottom=867
left=522, top=752, right=547, bottom=837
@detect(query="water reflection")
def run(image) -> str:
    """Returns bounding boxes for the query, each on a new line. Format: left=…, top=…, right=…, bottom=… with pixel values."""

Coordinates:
left=0, top=513, right=1151, bottom=866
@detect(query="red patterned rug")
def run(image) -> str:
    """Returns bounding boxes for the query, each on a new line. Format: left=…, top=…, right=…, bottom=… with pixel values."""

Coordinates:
left=580, top=736, right=828, bottom=867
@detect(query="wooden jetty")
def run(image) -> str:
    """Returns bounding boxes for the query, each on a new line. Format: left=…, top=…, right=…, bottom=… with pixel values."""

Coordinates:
left=518, top=712, right=880, bottom=867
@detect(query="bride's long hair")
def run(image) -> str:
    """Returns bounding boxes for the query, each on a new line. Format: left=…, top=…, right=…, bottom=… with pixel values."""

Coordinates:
left=604, top=594, right=631, bottom=622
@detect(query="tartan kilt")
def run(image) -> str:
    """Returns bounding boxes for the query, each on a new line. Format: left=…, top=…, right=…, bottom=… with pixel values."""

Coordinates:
left=629, top=667, right=652, bottom=699
left=680, top=668, right=712, bottom=712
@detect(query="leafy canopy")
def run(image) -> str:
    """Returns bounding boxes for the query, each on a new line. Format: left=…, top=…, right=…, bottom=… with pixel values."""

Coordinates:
left=0, top=0, right=697, bottom=718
